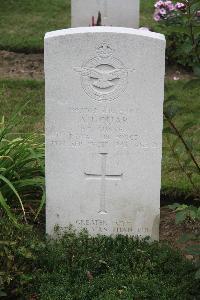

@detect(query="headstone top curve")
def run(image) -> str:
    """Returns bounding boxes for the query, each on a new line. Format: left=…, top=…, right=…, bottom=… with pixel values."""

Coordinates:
left=45, top=27, right=165, bottom=42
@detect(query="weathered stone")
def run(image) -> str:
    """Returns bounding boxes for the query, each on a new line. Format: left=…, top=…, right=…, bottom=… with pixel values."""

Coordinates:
left=45, top=27, right=165, bottom=240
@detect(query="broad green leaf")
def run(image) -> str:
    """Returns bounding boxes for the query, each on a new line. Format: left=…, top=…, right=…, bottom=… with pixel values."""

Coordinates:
left=188, top=209, right=197, bottom=220
left=164, top=105, right=180, bottom=119
left=35, top=188, right=46, bottom=220
left=175, top=211, right=187, bottom=224
left=0, top=174, right=26, bottom=222
left=168, top=203, right=180, bottom=210
left=185, top=245, right=200, bottom=256
left=163, top=127, right=177, bottom=136
left=176, top=204, right=188, bottom=212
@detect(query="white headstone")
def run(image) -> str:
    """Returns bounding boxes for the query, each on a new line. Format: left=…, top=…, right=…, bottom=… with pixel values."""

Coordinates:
left=45, top=27, right=165, bottom=240
left=71, top=0, right=140, bottom=28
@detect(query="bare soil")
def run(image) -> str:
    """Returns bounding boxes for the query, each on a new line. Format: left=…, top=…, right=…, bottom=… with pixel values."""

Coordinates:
left=0, top=50, right=44, bottom=80
left=0, top=50, right=196, bottom=81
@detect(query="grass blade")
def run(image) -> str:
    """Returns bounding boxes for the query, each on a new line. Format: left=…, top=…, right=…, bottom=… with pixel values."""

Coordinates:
left=0, top=174, right=27, bottom=223
left=0, top=192, right=20, bottom=228
left=34, top=187, right=46, bottom=220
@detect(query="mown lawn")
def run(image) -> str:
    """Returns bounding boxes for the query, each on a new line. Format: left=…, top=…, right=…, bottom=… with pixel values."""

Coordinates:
left=0, top=79, right=44, bottom=133
left=0, top=0, right=156, bottom=52
left=0, top=79, right=199, bottom=196
left=0, top=0, right=71, bottom=52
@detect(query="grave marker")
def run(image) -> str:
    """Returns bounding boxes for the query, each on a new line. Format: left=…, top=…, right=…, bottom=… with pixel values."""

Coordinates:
left=71, top=0, right=140, bottom=28
left=45, top=27, right=165, bottom=240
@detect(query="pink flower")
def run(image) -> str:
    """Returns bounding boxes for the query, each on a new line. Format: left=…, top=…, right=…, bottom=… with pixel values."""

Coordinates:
left=159, top=8, right=167, bottom=15
left=154, top=11, right=161, bottom=21
left=173, top=76, right=180, bottom=81
left=165, top=1, right=175, bottom=10
left=154, top=1, right=165, bottom=8
left=175, top=2, right=186, bottom=10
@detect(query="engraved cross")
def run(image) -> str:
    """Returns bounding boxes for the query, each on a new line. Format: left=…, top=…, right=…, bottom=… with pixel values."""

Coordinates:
left=84, top=153, right=123, bottom=214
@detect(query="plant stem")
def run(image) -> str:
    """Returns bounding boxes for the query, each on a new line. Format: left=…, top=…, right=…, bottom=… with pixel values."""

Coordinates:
left=187, top=0, right=200, bottom=64
left=164, top=112, right=200, bottom=174
left=165, top=134, right=198, bottom=191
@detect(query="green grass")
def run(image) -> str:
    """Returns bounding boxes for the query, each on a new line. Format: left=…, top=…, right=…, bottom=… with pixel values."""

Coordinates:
left=140, top=0, right=155, bottom=29
left=0, top=79, right=199, bottom=197
left=162, top=80, right=200, bottom=194
left=0, top=0, right=71, bottom=52
left=1, top=217, right=199, bottom=299
left=0, top=0, right=157, bottom=52
left=0, top=79, right=44, bottom=133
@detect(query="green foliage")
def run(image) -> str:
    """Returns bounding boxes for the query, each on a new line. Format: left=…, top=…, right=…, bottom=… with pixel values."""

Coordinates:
left=140, top=0, right=156, bottom=28
left=0, top=216, right=45, bottom=299
left=153, top=0, right=200, bottom=70
left=169, top=202, right=200, bottom=280
left=169, top=203, right=200, bottom=224
left=163, top=79, right=200, bottom=199
left=32, top=228, right=199, bottom=300
left=177, top=225, right=200, bottom=280
left=1, top=218, right=199, bottom=299
left=0, top=108, right=45, bottom=225
left=0, top=79, right=44, bottom=134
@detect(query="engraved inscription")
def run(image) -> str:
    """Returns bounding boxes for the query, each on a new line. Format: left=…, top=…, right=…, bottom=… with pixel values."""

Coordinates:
left=85, top=153, right=123, bottom=214
left=75, top=219, right=150, bottom=236
left=113, top=220, right=134, bottom=234
left=112, top=220, right=150, bottom=235
left=47, top=106, right=159, bottom=151
left=74, top=43, right=132, bottom=101
left=75, top=219, right=108, bottom=232
left=68, top=106, right=137, bottom=149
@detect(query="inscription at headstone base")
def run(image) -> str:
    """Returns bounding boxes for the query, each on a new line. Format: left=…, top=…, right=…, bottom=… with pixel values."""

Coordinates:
left=45, top=27, right=165, bottom=240
left=71, top=0, right=140, bottom=28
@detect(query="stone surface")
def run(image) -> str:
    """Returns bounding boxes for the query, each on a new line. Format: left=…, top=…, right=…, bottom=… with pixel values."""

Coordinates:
left=45, top=27, right=165, bottom=240
left=71, top=0, right=140, bottom=28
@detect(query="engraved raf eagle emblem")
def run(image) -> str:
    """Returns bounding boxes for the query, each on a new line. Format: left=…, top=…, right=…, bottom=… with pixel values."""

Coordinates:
left=74, top=67, right=123, bottom=89
left=74, top=42, right=129, bottom=101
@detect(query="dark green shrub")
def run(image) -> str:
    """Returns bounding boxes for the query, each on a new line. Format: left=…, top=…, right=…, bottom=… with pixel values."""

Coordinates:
left=153, top=0, right=200, bottom=72
left=34, top=229, right=200, bottom=300
left=1, top=220, right=199, bottom=299
left=0, top=216, right=45, bottom=299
